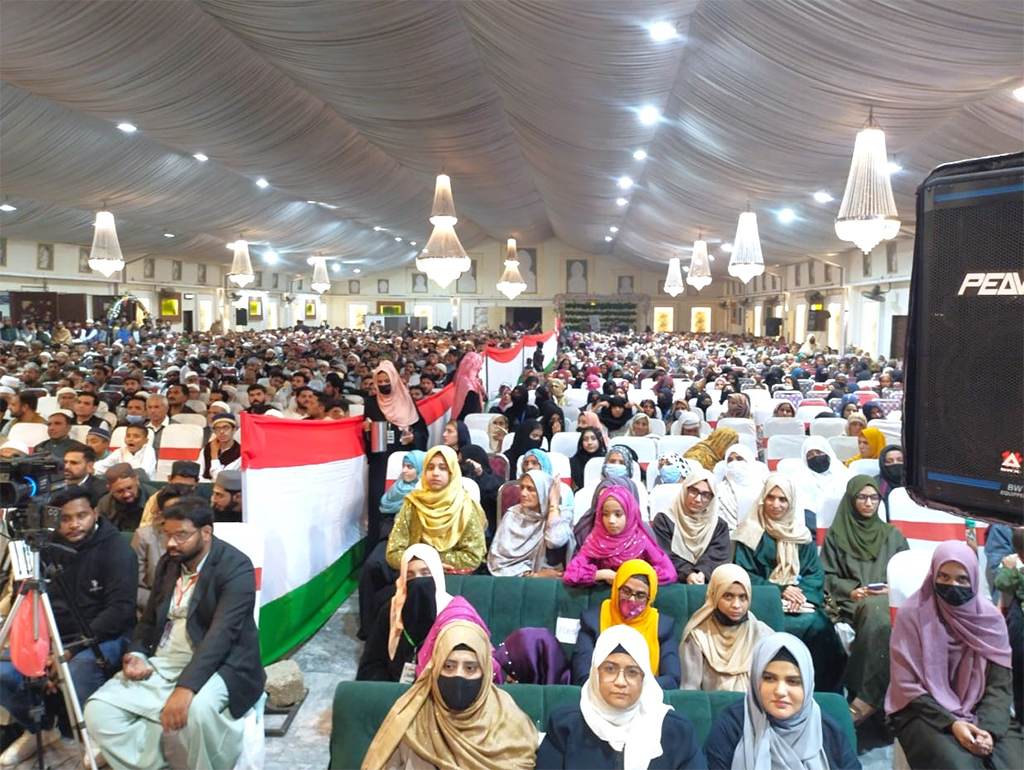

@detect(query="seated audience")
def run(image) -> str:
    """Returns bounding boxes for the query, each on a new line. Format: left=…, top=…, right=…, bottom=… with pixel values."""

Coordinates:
left=61, top=440, right=109, bottom=507
left=486, top=414, right=508, bottom=454
left=86, top=423, right=112, bottom=462
left=33, top=409, right=76, bottom=461
left=132, top=482, right=194, bottom=615
left=488, top=469, right=572, bottom=577
left=505, top=419, right=544, bottom=479
left=96, top=463, right=152, bottom=532
left=376, top=450, right=425, bottom=538
left=992, top=527, right=1024, bottom=725
left=210, top=469, right=243, bottom=522
left=197, top=412, right=241, bottom=480
left=772, top=400, right=796, bottom=418
left=597, top=396, right=634, bottom=439
left=714, top=443, right=767, bottom=533
left=844, top=425, right=885, bottom=467
left=874, top=444, right=904, bottom=507
left=441, top=418, right=471, bottom=452
left=459, top=444, right=502, bottom=533
left=651, top=468, right=730, bottom=584
left=569, top=427, right=607, bottom=491
left=495, top=628, right=571, bottom=685
left=796, top=436, right=851, bottom=520
left=139, top=460, right=200, bottom=528
left=844, top=411, right=867, bottom=439
left=94, top=423, right=157, bottom=478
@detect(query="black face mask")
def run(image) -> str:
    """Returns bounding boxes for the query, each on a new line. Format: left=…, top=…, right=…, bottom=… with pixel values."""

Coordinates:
left=400, top=578, right=437, bottom=644
left=713, top=608, right=748, bottom=627
left=806, top=454, right=831, bottom=474
left=437, top=675, right=482, bottom=712
left=377, top=384, right=392, bottom=395
left=881, top=462, right=903, bottom=485
left=934, top=582, right=974, bottom=607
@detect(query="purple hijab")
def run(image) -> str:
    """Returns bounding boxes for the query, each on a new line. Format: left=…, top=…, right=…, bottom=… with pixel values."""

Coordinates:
left=495, top=628, right=571, bottom=685
left=886, top=541, right=1012, bottom=722
left=415, top=596, right=504, bottom=683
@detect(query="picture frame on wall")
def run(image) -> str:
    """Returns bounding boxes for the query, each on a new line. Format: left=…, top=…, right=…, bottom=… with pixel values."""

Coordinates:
left=862, top=251, right=872, bottom=278
left=616, top=275, right=635, bottom=294
left=411, top=273, right=428, bottom=293
left=807, top=260, right=815, bottom=284
left=886, top=241, right=899, bottom=274
left=160, top=296, right=181, bottom=320
left=171, top=260, right=182, bottom=282
left=304, top=301, right=317, bottom=320
left=377, top=279, right=390, bottom=294
left=254, top=271, right=263, bottom=289
left=0, top=237, right=6, bottom=268
left=794, top=263, right=801, bottom=287
left=456, top=259, right=478, bottom=293
left=271, top=273, right=279, bottom=290
left=516, top=247, right=538, bottom=293
left=566, top=259, right=588, bottom=294
left=824, top=263, right=833, bottom=283
left=197, top=263, right=206, bottom=285
left=143, top=258, right=156, bottom=279
left=37, top=243, right=54, bottom=271
left=348, top=279, right=360, bottom=295
left=248, top=298, right=263, bottom=321
left=78, top=247, right=91, bottom=274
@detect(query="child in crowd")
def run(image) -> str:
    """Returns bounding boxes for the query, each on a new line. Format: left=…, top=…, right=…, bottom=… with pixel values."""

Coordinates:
left=94, top=423, right=157, bottom=478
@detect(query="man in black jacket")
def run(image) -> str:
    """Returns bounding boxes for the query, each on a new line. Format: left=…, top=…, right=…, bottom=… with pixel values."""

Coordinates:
left=61, top=441, right=109, bottom=508
left=0, top=487, right=136, bottom=767
left=84, top=501, right=264, bottom=770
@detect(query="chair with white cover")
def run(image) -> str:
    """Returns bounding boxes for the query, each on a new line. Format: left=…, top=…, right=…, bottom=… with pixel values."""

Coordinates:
left=184, top=399, right=208, bottom=414
left=827, top=436, right=860, bottom=462
left=35, top=396, right=58, bottom=419
left=610, top=437, right=658, bottom=472
left=868, top=419, right=902, bottom=446
left=565, top=389, right=589, bottom=409
left=716, top=418, right=757, bottom=454
left=765, top=435, right=806, bottom=471
left=795, top=404, right=830, bottom=426
left=561, top=406, right=581, bottom=423
left=154, top=424, right=205, bottom=482
left=460, top=476, right=481, bottom=503
left=469, top=429, right=490, bottom=451
left=384, top=450, right=409, bottom=491
left=656, top=434, right=699, bottom=457
left=752, top=406, right=775, bottom=426
left=886, top=487, right=989, bottom=555
left=705, top=402, right=725, bottom=426
left=646, top=418, right=666, bottom=437
left=463, top=414, right=493, bottom=433
left=348, top=404, right=364, bottom=418
left=9, top=422, right=49, bottom=450
left=69, top=425, right=90, bottom=443
left=775, top=458, right=805, bottom=478
left=647, top=483, right=683, bottom=519
left=546, top=451, right=573, bottom=486
left=109, top=426, right=128, bottom=451
left=810, top=418, right=847, bottom=439
left=761, top=418, right=806, bottom=448
left=549, top=432, right=579, bottom=458
left=172, top=413, right=208, bottom=428
left=847, top=458, right=879, bottom=477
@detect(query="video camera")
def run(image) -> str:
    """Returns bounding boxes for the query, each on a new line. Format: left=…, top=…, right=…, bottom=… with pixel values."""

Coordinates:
left=0, top=454, right=65, bottom=535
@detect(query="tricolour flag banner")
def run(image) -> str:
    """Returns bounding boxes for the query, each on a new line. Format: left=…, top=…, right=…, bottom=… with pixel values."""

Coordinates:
left=481, top=329, right=558, bottom=398
left=416, top=383, right=455, bottom=448
left=241, top=412, right=368, bottom=662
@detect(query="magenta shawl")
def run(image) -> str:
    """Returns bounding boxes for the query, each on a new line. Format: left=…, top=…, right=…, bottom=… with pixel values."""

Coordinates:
left=415, top=596, right=503, bottom=683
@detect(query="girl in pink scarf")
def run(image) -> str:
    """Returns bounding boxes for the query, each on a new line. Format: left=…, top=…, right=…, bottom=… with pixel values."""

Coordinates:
left=450, top=352, right=484, bottom=421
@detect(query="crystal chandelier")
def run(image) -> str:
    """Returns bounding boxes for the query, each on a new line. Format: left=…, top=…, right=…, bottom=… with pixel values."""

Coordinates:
left=87, top=208, right=125, bottom=277
left=310, top=256, right=331, bottom=294
left=227, top=236, right=255, bottom=287
left=664, top=256, right=684, bottom=297
left=496, top=238, right=527, bottom=300
left=835, top=108, right=901, bottom=254
left=416, top=173, right=470, bottom=289
left=686, top=234, right=712, bottom=290
left=728, top=209, right=765, bottom=284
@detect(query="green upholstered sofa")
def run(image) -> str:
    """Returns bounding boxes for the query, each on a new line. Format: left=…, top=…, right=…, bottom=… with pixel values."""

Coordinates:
left=329, top=682, right=855, bottom=769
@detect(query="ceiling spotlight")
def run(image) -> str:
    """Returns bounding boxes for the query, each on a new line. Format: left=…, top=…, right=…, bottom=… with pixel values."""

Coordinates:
left=410, top=241, right=417, bottom=246
left=633, top=149, right=648, bottom=161
left=609, top=226, right=619, bottom=233
left=255, top=178, right=270, bottom=188
left=319, top=203, right=339, bottom=210
left=0, top=203, right=17, bottom=212
left=331, top=263, right=341, bottom=273
left=192, top=153, right=208, bottom=162
left=264, top=249, right=278, bottom=263
left=618, top=176, right=634, bottom=190
left=394, top=236, right=402, bottom=242
left=648, top=21, right=678, bottom=41
left=604, top=236, right=613, bottom=242
left=307, top=200, right=317, bottom=204
left=163, top=232, right=175, bottom=238
left=421, top=248, right=428, bottom=254
left=721, top=242, right=734, bottom=253
left=117, top=122, right=137, bottom=133
left=616, top=197, right=628, bottom=206
left=778, top=208, right=796, bottom=223
left=887, top=161, right=903, bottom=175
left=813, top=190, right=834, bottom=203
left=1013, top=86, right=1024, bottom=102
left=373, top=226, right=383, bottom=231
left=638, top=106, right=660, bottom=125
left=353, top=268, right=361, bottom=273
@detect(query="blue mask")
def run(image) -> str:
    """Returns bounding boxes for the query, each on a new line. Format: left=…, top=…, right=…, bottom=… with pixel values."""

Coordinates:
left=605, top=464, right=628, bottom=477
left=125, top=414, right=146, bottom=425
left=660, top=465, right=682, bottom=483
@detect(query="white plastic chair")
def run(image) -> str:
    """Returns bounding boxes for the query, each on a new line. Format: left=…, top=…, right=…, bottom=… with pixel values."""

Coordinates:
left=69, top=425, right=90, bottom=443
left=869, top=419, right=902, bottom=446
left=565, top=389, right=589, bottom=409
left=657, top=434, right=699, bottom=457
left=762, top=417, right=806, bottom=444
left=549, top=432, right=579, bottom=458
left=716, top=418, right=758, bottom=454
left=36, top=396, right=58, bottom=419
left=648, top=483, right=683, bottom=518
left=809, top=417, right=847, bottom=439
left=561, top=406, right=580, bottom=423
left=610, top=437, right=658, bottom=470
left=765, top=435, right=805, bottom=471
left=384, top=450, right=408, bottom=490
left=775, top=458, right=805, bottom=478
left=172, top=413, right=208, bottom=428
left=9, top=422, right=49, bottom=449
left=463, top=414, right=493, bottom=433
left=460, top=476, right=481, bottom=503
left=469, top=429, right=490, bottom=451
left=705, top=402, right=725, bottom=425
left=795, top=404, right=830, bottom=425
left=155, top=423, right=205, bottom=482
left=647, top=418, right=666, bottom=437
left=847, top=458, right=879, bottom=477
left=827, top=435, right=859, bottom=462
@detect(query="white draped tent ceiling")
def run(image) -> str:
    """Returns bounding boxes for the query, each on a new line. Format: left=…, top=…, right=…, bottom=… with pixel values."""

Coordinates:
left=1, top=0, right=1021, bottom=280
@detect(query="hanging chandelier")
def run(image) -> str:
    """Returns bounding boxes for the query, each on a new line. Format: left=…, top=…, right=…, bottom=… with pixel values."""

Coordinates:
left=686, top=234, right=712, bottom=290
left=496, top=238, right=527, bottom=300
left=227, top=235, right=255, bottom=287
left=310, top=256, right=331, bottom=294
left=835, top=108, right=901, bottom=254
left=87, top=208, right=125, bottom=277
left=416, top=173, right=470, bottom=289
left=664, top=256, right=684, bottom=297
left=727, top=208, right=765, bottom=284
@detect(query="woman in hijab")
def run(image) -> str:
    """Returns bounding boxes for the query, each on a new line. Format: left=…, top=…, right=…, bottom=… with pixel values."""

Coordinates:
left=844, top=411, right=867, bottom=438
left=771, top=401, right=796, bottom=419
left=684, top=427, right=739, bottom=471
left=887, top=541, right=1021, bottom=770
left=679, top=564, right=774, bottom=692
left=874, top=444, right=904, bottom=507
left=563, top=486, right=676, bottom=587
left=598, top=396, right=634, bottom=438
left=570, top=427, right=606, bottom=491
left=441, top=419, right=471, bottom=451
left=487, top=470, right=572, bottom=577
left=536, top=626, right=705, bottom=770
left=576, top=410, right=610, bottom=442
left=724, top=392, right=751, bottom=419
left=450, top=351, right=484, bottom=421
left=503, top=385, right=538, bottom=428
left=385, top=446, right=487, bottom=574
left=820, top=475, right=909, bottom=725
left=651, top=452, right=699, bottom=488
left=860, top=401, right=885, bottom=422
left=362, top=621, right=537, bottom=770
left=651, top=469, right=730, bottom=584
left=834, top=394, right=860, bottom=419
left=459, top=444, right=501, bottom=534
left=715, top=444, right=768, bottom=533
left=495, top=628, right=571, bottom=685
left=572, top=475, right=643, bottom=547
left=504, top=419, right=544, bottom=480
left=378, top=450, right=426, bottom=525
left=486, top=414, right=508, bottom=454
left=704, top=633, right=860, bottom=770
left=626, top=413, right=656, bottom=440
left=844, top=425, right=885, bottom=467
left=734, top=475, right=846, bottom=693
left=535, top=386, right=565, bottom=441
left=547, top=377, right=568, bottom=407
left=571, top=560, right=681, bottom=689
left=797, top=436, right=851, bottom=520
left=575, top=444, right=650, bottom=524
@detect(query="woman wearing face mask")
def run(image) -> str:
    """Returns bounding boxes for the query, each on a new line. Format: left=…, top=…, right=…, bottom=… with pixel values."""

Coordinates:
left=844, top=426, right=885, bottom=467
left=361, top=621, right=537, bottom=770
left=504, top=419, right=544, bottom=480
left=458, top=444, right=501, bottom=534
left=820, top=475, right=908, bottom=726
left=652, top=468, right=730, bottom=585
left=597, top=396, right=634, bottom=438
left=887, top=541, right=1021, bottom=770
left=570, top=427, right=606, bottom=491
left=571, top=560, right=680, bottom=689
left=503, top=385, right=538, bottom=428
left=684, top=427, right=739, bottom=472
left=563, top=486, right=676, bottom=587
left=734, top=476, right=846, bottom=693
left=797, top=436, right=851, bottom=520
left=487, top=470, right=572, bottom=577
left=576, top=445, right=650, bottom=522
left=715, top=444, right=768, bottom=533
left=535, top=386, right=565, bottom=442
left=537, top=625, right=705, bottom=770
left=704, top=633, right=861, bottom=770
left=651, top=452, right=698, bottom=488
left=679, top=564, right=773, bottom=692
left=874, top=445, right=904, bottom=508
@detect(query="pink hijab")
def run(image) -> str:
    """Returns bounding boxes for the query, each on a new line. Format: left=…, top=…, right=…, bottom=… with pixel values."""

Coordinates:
left=449, top=352, right=484, bottom=420
left=886, top=541, right=1012, bottom=722
left=577, top=486, right=660, bottom=565
left=577, top=411, right=609, bottom=440
left=415, top=596, right=503, bottom=683
left=372, top=360, right=419, bottom=428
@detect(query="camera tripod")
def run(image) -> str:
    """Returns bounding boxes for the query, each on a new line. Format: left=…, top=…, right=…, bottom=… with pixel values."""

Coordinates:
left=0, top=542, right=99, bottom=770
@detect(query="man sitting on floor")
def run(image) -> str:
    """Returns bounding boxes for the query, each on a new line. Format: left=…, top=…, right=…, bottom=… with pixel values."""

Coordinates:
left=84, top=500, right=264, bottom=770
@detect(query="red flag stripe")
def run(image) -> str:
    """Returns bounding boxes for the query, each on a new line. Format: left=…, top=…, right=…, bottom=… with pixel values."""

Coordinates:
left=241, top=412, right=366, bottom=469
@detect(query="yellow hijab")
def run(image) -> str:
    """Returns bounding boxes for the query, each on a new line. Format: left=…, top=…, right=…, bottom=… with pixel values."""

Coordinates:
left=405, top=446, right=485, bottom=553
left=844, top=425, right=886, bottom=466
left=684, top=427, right=739, bottom=471
left=599, top=559, right=661, bottom=674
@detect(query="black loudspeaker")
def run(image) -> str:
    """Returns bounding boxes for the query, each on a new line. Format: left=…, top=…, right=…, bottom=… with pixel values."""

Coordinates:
left=765, top=317, right=783, bottom=336
left=806, top=309, right=829, bottom=332
left=235, top=308, right=248, bottom=326
left=904, top=152, right=1023, bottom=525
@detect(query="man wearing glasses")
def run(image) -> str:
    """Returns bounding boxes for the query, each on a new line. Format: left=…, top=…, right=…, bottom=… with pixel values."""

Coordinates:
left=85, top=500, right=264, bottom=770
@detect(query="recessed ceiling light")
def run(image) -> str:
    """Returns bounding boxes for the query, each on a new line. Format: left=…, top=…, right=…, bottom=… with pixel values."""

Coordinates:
left=638, top=106, right=660, bottom=125
left=604, top=236, right=613, bottom=242
left=410, top=241, right=417, bottom=246
left=353, top=268, right=361, bottom=273
left=264, top=250, right=278, bottom=263
left=708, top=254, right=715, bottom=261
left=394, top=236, right=402, bottom=242
left=255, top=178, right=270, bottom=188
left=331, top=263, right=341, bottom=273
left=192, top=153, right=209, bottom=162
left=887, top=162, right=903, bottom=175
left=373, top=226, right=383, bottom=231
left=319, top=203, right=338, bottom=210
left=683, top=266, right=690, bottom=272
left=163, top=232, right=175, bottom=238
left=648, top=21, right=678, bottom=41
left=633, top=149, right=648, bottom=161
left=609, top=226, right=619, bottom=233
left=307, top=200, right=317, bottom=204
left=616, top=197, right=628, bottom=206
left=1013, top=86, right=1024, bottom=102
left=421, top=248, right=428, bottom=254
left=778, top=208, right=796, bottom=223
left=617, top=176, right=634, bottom=190
left=117, top=122, right=137, bottom=133
left=721, top=242, right=734, bottom=253
left=812, top=191, right=834, bottom=203
left=0, top=203, right=16, bottom=212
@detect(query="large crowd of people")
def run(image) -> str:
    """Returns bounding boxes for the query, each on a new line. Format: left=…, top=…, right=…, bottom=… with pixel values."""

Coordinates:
left=0, top=316, right=1021, bottom=770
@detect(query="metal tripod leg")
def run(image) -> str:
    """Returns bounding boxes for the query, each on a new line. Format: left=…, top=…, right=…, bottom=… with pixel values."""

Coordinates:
left=0, top=589, right=98, bottom=770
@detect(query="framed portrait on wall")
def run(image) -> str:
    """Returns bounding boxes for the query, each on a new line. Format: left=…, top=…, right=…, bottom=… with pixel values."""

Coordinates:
left=377, top=302, right=404, bottom=314
left=197, top=264, right=207, bottom=285
left=377, top=279, right=390, bottom=294
left=456, top=259, right=478, bottom=294
left=862, top=251, right=872, bottom=278
left=78, top=247, right=91, bottom=274
left=794, top=263, right=801, bottom=287
left=807, top=260, right=815, bottom=284
left=824, top=264, right=833, bottom=283
left=254, top=271, right=263, bottom=288
left=143, top=258, right=156, bottom=279
left=37, top=243, right=54, bottom=271
left=171, top=260, right=182, bottom=282
left=0, top=238, right=6, bottom=267
left=886, top=241, right=898, bottom=274
left=411, top=272, right=428, bottom=293
left=304, top=301, right=318, bottom=320
left=248, top=298, right=263, bottom=321
left=616, top=275, right=635, bottom=294
left=348, top=279, right=360, bottom=295
left=566, top=259, right=588, bottom=294
left=516, top=247, right=538, bottom=293
left=159, top=294, right=182, bottom=321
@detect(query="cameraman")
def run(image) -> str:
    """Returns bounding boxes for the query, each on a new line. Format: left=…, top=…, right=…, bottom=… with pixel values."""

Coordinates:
left=0, top=487, right=137, bottom=766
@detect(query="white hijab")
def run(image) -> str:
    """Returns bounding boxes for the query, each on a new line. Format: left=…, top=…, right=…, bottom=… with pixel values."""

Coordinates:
left=580, top=625, right=672, bottom=770
left=797, top=436, right=851, bottom=516
left=716, top=443, right=768, bottom=532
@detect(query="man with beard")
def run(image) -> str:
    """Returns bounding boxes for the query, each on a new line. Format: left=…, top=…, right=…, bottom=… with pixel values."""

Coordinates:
left=96, top=464, right=153, bottom=532
left=0, top=487, right=136, bottom=768
left=62, top=441, right=109, bottom=507
left=210, top=470, right=243, bottom=523
left=84, top=500, right=264, bottom=770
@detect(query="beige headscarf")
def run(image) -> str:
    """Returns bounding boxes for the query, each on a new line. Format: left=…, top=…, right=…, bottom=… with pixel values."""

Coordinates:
left=667, top=468, right=719, bottom=563
left=681, top=564, right=765, bottom=691
left=684, top=427, right=739, bottom=471
left=734, top=474, right=811, bottom=586
left=387, top=544, right=453, bottom=660
left=362, top=620, right=537, bottom=770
